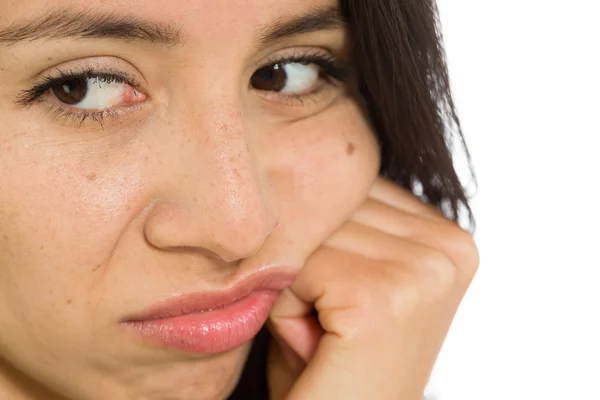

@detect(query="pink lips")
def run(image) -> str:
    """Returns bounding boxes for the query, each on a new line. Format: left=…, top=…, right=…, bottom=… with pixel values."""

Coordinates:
left=121, top=269, right=296, bottom=354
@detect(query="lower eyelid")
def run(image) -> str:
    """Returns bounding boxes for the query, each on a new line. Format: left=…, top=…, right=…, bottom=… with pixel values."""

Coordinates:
left=254, top=83, right=336, bottom=110
left=36, top=98, right=146, bottom=129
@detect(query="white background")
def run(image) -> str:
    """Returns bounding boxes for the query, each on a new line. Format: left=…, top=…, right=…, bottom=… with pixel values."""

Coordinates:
left=430, top=1, right=600, bottom=399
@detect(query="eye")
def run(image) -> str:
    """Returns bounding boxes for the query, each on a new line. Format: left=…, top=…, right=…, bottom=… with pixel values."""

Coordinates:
left=49, top=76, right=143, bottom=110
left=251, top=62, right=322, bottom=94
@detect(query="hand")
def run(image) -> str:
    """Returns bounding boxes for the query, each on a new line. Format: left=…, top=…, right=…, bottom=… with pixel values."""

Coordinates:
left=266, top=177, right=480, bottom=400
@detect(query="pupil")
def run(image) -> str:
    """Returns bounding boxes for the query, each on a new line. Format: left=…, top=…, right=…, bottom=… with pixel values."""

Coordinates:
left=52, top=78, right=88, bottom=105
left=251, top=64, right=287, bottom=92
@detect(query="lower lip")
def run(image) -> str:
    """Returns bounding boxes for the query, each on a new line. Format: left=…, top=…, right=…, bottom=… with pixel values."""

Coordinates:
left=122, top=290, right=279, bottom=354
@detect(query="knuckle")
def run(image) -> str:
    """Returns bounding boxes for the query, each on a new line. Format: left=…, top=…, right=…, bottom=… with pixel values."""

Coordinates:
left=350, top=280, right=380, bottom=309
left=391, top=283, right=421, bottom=315
left=424, top=248, right=458, bottom=290
left=379, top=255, right=451, bottom=315
left=445, top=225, right=480, bottom=279
left=409, top=244, right=458, bottom=296
left=376, top=262, right=418, bottom=316
left=431, top=221, right=480, bottom=280
left=364, top=263, right=415, bottom=316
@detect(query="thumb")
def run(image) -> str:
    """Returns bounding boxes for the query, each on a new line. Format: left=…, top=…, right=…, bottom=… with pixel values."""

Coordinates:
left=266, top=289, right=324, bottom=399
left=268, top=288, right=324, bottom=364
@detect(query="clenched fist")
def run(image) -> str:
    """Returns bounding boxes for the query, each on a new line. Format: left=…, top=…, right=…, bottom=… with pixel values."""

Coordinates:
left=267, top=177, right=480, bottom=400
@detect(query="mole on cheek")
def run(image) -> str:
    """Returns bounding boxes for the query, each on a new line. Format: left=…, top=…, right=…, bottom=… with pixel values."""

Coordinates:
left=346, top=142, right=355, bottom=156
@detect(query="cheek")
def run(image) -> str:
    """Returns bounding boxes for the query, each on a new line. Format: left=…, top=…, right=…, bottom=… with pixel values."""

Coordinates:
left=0, top=142, right=145, bottom=328
left=264, top=100, right=381, bottom=249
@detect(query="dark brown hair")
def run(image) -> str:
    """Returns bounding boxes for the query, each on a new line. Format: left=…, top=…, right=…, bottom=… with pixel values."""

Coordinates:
left=341, top=0, right=477, bottom=231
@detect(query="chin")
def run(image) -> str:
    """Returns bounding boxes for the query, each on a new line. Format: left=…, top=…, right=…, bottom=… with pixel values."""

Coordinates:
left=121, top=345, right=250, bottom=400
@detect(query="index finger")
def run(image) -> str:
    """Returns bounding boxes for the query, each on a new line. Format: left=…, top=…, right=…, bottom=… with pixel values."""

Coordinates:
left=369, top=177, right=447, bottom=221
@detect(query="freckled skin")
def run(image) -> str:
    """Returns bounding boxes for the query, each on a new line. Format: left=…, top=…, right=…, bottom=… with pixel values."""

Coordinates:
left=85, top=173, right=97, bottom=182
left=0, top=0, right=380, bottom=400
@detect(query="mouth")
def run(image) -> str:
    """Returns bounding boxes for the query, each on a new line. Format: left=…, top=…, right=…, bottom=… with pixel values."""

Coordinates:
left=120, top=268, right=296, bottom=355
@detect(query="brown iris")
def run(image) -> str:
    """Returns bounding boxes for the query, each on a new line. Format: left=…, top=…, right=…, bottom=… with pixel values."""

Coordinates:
left=51, top=78, right=88, bottom=105
left=250, top=63, right=288, bottom=92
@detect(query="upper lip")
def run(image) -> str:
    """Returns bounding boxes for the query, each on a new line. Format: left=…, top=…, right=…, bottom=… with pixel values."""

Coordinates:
left=123, top=268, right=296, bottom=322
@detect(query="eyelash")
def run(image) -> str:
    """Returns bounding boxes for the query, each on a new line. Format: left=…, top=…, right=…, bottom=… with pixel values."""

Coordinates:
left=17, top=67, right=141, bottom=128
left=16, top=52, right=349, bottom=127
left=254, top=51, right=349, bottom=106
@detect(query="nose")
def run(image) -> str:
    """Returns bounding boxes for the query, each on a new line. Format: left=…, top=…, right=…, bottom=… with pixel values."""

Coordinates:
left=143, top=102, right=278, bottom=263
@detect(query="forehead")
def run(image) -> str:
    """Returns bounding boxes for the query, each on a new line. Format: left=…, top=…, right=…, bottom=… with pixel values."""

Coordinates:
left=0, top=0, right=340, bottom=35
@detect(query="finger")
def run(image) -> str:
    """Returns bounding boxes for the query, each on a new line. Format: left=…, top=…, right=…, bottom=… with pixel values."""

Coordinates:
left=268, top=288, right=324, bottom=364
left=280, top=246, right=396, bottom=335
left=324, top=219, right=436, bottom=263
left=267, top=336, right=302, bottom=400
left=270, top=287, right=313, bottom=320
left=369, top=176, right=447, bottom=221
left=276, top=246, right=445, bottom=400
left=322, top=221, right=472, bottom=296
left=267, top=320, right=308, bottom=371
left=267, top=248, right=386, bottom=400
left=349, top=199, right=480, bottom=278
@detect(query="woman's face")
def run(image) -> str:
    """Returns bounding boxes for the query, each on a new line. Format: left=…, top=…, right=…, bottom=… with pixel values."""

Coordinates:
left=0, top=0, right=380, bottom=399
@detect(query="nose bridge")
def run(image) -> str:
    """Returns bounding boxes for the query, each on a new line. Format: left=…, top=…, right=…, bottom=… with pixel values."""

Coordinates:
left=147, top=96, right=276, bottom=262
left=196, top=101, right=272, bottom=256
left=206, top=107, right=268, bottom=232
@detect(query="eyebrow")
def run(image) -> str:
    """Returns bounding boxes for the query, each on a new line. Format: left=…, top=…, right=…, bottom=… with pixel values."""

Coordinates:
left=0, top=9, right=182, bottom=45
left=257, top=5, right=345, bottom=46
left=0, top=6, right=345, bottom=46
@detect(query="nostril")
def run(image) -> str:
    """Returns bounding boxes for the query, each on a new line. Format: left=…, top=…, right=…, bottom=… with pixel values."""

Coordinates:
left=215, top=219, right=274, bottom=262
left=213, top=238, right=262, bottom=263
